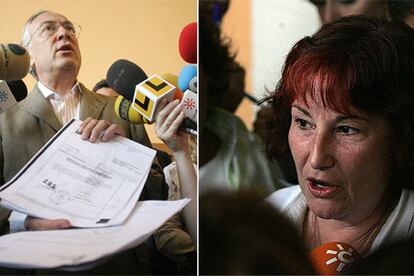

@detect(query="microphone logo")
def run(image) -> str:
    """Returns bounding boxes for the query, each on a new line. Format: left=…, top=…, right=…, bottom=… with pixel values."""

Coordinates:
left=325, top=243, right=355, bottom=272
left=183, top=97, right=196, bottom=110
left=0, top=90, right=9, bottom=102
left=309, top=241, right=361, bottom=275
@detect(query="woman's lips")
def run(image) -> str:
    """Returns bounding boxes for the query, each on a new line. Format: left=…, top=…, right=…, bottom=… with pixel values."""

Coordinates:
left=307, top=178, right=341, bottom=198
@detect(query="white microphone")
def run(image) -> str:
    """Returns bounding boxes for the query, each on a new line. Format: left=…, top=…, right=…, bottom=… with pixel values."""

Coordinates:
left=0, top=80, right=28, bottom=113
left=132, top=74, right=176, bottom=122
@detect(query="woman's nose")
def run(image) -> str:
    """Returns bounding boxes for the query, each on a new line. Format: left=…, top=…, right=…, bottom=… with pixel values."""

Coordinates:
left=309, top=131, right=335, bottom=171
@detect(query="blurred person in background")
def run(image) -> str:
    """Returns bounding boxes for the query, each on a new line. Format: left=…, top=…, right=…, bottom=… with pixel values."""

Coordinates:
left=152, top=99, right=197, bottom=275
left=199, top=2, right=282, bottom=196
left=200, top=189, right=315, bottom=275
left=387, top=0, right=414, bottom=28
left=308, top=0, right=388, bottom=24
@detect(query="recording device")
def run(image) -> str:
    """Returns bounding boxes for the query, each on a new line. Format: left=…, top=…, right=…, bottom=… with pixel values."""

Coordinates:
left=0, top=80, right=28, bottom=113
left=182, top=89, right=197, bottom=124
left=0, top=44, right=30, bottom=80
left=177, top=63, right=197, bottom=124
left=107, top=60, right=175, bottom=122
left=308, top=242, right=361, bottom=275
left=244, top=92, right=259, bottom=104
left=161, top=73, right=183, bottom=100
left=107, top=59, right=196, bottom=135
left=132, top=74, right=176, bottom=122
left=114, top=96, right=151, bottom=125
left=178, top=64, right=197, bottom=92
left=178, top=22, right=197, bottom=64
left=106, top=59, right=147, bottom=102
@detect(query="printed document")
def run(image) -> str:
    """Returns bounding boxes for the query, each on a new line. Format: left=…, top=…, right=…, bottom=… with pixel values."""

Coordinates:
left=0, top=199, right=190, bottom=269
left=0, top=119, right=156, bottom=227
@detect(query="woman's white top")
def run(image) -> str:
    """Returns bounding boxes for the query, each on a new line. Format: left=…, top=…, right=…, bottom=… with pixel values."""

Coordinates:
left=266, top=185, right=414, bottom=254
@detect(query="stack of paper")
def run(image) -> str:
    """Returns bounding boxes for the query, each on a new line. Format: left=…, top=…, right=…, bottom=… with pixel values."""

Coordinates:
left=0, top=199, right=189, bottom=269
left=0, top=119, right=156, bottom=227
left=0, top=119, right=191, bottom=269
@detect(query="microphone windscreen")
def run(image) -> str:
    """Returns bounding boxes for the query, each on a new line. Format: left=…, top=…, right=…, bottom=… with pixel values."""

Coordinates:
left=188, top=76, right=197, bottom=93
left=161, top=73, right=183, bottom=100
left=114, top=95, right=151, bottom=125
left=178, top=22, right=197, bottom=64
left=106, top=59, right=147, bottom=101
left=178, top=64, right=197, bottom=92
left=308, top=242, right=361, bottom=275
left=6, top=80, right=27, bottom=102
left=0, top=44, right=30, bottom=80
left=182, top=117, right=196, bottom=131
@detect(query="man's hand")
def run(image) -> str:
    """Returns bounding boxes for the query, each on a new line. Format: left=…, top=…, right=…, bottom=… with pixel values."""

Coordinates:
left=78, top=117, right=126, bottom=142
left=25, top=217, right=71, bottom=231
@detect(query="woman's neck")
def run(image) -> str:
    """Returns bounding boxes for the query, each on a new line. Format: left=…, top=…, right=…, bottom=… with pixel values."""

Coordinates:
left=304, top=188, right=400, bottom=255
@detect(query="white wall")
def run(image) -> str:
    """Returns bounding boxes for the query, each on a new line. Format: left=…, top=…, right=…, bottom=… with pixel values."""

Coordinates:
left=252, top=0, right=320, bottom=110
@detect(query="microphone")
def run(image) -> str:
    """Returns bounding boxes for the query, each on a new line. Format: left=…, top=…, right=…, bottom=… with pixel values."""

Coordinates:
left=114, top=95, right=152, bottom=125
left=114, top=94, right=197, bottom=136
left=308, top=242, right=361, bottom=275
left=107, top=59, right=196, bottom=135
left=178, top=22, right=197, bottom=64
left=182, top=89, right=197, bottom=125
left=106, top=59, right=148, bottom=102
left=0, top=80, right=28, bottom=113
left=178, top=64, right=197, bottom=92
left=107, top=59, right=175, bottom=121
left=131, top=74, right=176, bottom=122
left=0, top=44, right=30, bottom=80
left=161, top=73, right=183, bottom=100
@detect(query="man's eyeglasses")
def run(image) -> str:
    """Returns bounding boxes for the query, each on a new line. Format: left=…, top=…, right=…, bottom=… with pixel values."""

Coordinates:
left=25, top=21, right=81, bottom=47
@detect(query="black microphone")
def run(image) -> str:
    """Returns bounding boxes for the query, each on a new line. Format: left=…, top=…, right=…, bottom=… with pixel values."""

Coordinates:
left=0, top=80, right=28, bottom=113
left=244, top=92, right=259, bottom=104
left=106, top=59, right=148, bottom=102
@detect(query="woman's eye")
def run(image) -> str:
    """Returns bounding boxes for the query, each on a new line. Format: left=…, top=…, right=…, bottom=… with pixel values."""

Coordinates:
left=310, top=0, right=326, bottom=7
left=337, top=126, right=358, bottom=135
left=339, top=0, right=357, bottom=5
left=295, top=119, right=312, bottom=130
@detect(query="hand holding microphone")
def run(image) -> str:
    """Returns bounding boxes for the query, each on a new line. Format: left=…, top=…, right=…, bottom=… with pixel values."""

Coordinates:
left=154, top=98, right=190, bottom=154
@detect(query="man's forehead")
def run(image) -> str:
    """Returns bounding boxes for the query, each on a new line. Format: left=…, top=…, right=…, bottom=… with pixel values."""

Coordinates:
left=29, top=12, right=70, bottom=29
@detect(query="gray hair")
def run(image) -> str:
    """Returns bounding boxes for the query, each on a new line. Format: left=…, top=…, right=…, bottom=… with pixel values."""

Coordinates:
left=21, top=10, right=51, bottom=80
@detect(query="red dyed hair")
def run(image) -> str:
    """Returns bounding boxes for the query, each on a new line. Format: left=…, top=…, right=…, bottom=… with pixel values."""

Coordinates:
left=264, top=16, right=414, bottom=188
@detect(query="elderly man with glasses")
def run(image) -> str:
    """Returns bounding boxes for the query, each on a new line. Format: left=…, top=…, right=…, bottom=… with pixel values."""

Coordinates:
left=0, top=10, right=167, bottom=273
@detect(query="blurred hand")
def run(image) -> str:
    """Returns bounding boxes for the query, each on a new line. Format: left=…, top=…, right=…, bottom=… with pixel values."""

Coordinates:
left=78, top=117, right=126, bottom=142
left=25, top=217, right=71, bottom=231
left=155, top=99, right=189, bottom=154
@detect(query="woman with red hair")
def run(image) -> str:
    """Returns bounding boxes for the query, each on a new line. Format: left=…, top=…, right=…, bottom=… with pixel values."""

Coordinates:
left=265, top=16, right=414, bottom=256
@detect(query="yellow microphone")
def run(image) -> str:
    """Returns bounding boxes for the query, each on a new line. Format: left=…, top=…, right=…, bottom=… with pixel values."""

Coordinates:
left=114, top=95, right=153, bottom=125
